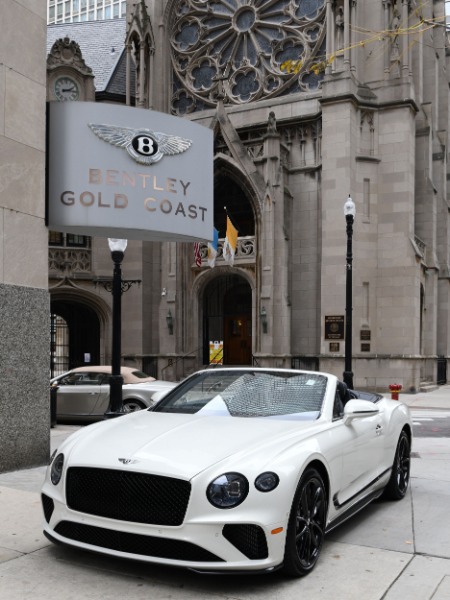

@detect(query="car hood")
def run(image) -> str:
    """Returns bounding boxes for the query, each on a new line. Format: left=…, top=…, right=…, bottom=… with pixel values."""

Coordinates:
left=63, top=411, right=321, bottom=480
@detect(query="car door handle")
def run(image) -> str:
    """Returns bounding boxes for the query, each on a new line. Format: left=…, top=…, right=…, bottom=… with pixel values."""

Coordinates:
left=375, top=424, right=383, bottom=436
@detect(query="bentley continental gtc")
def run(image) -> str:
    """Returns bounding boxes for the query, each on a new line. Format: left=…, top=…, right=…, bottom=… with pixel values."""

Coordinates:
left=42, top=368, right=412, bottom=577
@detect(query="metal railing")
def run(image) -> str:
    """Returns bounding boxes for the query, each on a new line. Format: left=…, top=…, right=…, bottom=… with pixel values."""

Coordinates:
left=160, top=347, right=202, bottom=380
left=195, top=236, right=256, bottom=266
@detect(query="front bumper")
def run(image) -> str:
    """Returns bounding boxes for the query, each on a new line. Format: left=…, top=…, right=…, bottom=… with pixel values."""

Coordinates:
left=41, top=491, right=287, bottom=573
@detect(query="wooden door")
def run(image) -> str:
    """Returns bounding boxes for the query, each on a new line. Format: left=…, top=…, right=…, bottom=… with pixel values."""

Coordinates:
left=224, top=315, right=252, bottom=365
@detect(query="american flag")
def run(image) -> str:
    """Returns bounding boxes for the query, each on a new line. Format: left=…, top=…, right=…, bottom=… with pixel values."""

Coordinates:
left=194, top=242, right=202, bottom=267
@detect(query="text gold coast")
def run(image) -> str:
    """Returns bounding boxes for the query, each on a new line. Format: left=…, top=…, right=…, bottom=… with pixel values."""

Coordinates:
left=59, top=168, right=208, bottom=221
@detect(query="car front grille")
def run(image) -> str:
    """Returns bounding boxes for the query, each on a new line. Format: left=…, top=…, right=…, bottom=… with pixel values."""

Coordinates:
left=54, top=521, right=224, bottom=562
left=66, top=467, right=191, bottom=526
left=222, top=524, right=268, bottom=559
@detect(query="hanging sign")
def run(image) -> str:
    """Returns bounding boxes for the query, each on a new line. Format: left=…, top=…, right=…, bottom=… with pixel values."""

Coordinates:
left=46, top=102, right=213, bottom=242
left=209, top=340, right=223, bottom=365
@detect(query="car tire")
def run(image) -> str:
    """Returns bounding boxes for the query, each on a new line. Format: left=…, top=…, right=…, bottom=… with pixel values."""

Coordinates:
left=282, top=467, right=327, bottom=577
left=123, top=399, right=146, bottom=413
left=383, top=430, right=411, bottom=500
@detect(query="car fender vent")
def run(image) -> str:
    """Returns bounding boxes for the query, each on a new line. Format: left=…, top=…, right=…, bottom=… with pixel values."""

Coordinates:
left=41, top=494, right=55, bottom=523
left=222, top=524, right=268, bottom=560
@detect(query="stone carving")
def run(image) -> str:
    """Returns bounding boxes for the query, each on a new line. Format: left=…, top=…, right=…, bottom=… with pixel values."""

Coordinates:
left=47, top=37, right=93, bottom=75
left=267, top=111, right=277, bottom=134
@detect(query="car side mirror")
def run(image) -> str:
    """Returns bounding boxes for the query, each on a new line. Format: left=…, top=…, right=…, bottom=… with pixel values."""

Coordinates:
left=344, top=399, right=379, bottom=423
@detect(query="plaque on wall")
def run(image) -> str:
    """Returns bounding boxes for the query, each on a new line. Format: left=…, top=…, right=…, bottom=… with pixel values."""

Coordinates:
left=360, top=330, right=371, bottom=340
left=361, top=343, right=371, bottom=352
left=325, top=315, right=344, bottom=340
left=329, top=342, right=340, bottom=352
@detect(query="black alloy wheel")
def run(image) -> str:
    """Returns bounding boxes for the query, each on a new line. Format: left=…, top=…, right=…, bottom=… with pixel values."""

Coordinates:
left=282, top=468, right=327, bottom=577
left=384, top=430, right=411, bottom=500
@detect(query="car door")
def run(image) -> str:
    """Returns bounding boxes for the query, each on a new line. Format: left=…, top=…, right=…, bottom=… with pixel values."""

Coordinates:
left=332, top=399, right=385, bottom=508
left=89, top=373, right=112, bottom=416
left=56, top=371, right=103, bottom=418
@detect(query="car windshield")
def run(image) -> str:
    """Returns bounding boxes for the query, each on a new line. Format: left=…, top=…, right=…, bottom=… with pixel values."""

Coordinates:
left=154, top=371, right=326, bottom=419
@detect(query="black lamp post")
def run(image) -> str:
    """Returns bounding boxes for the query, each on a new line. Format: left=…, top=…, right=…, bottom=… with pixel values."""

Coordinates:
left=343, top=196, right=356, bottom=390
left=105, top=238, right=128, bottom=418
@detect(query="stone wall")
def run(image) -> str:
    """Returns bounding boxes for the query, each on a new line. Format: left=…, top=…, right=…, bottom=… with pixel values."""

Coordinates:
left=0, top=285, right=50, bottom=472
left=0, top=1, right=49, bottom=472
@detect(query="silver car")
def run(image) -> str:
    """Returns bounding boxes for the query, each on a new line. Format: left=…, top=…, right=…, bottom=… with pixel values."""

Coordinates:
left=51, top=366, right=176, bottom=422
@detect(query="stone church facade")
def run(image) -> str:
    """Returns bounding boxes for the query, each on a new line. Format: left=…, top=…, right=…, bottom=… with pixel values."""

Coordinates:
left=46, top=0, right=450, bottom=394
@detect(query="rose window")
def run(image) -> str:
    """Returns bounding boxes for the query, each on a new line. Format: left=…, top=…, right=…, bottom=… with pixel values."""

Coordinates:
left=170, top=0, right=326, bottom=114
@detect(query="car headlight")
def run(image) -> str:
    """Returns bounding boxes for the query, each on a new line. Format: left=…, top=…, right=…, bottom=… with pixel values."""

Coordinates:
left=255, top=471, right=279, bottom=492
left=51, top=453, right=64, bottom=485
left=207, top=472, right=249, bottom=508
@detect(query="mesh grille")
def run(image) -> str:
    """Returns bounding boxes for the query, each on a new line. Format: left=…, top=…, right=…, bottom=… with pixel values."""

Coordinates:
left=54, top=521, right=224, bottom=563
left=222, top=524, right=268, bottom=559
left=66, top=467, right=191, bottom=526
left=41, top=493, right=55, bottom=524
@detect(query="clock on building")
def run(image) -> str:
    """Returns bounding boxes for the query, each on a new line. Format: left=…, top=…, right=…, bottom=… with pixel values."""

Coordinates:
left=54, top=76, right=79, bottom=101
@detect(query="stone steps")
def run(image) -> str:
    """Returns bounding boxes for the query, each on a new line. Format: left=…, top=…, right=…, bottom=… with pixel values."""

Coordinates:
left=419, top=382, right=439, bottom=393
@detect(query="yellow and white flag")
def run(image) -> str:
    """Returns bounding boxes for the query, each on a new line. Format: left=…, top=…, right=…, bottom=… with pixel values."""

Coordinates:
left=223, top=216, right=238, bottom=266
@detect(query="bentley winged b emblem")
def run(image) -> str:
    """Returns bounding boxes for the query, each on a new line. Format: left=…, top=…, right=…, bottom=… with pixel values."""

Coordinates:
left=118, top=458, right=138, bottom=465
left=88, top=123, right=193, bottom=166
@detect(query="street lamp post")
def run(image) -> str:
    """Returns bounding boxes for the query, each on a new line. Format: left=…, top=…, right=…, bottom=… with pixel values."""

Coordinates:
left=105, top=238, right=128, bottom=418
left=343, top=196, right=356, bottom=389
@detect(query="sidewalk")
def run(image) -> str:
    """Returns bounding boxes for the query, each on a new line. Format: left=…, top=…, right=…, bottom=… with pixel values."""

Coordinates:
left=399, top=383, right=450, bottom=410
left=0, top=388, right=449, bottom=599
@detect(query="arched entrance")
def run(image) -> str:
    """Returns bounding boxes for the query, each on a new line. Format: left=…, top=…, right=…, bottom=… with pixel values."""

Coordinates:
left=50, top=299, right=101, bottom=376
left=203, top=274, right=252, bottom=365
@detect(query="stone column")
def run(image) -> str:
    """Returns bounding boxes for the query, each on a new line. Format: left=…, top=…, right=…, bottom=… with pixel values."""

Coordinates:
left=350, top=0, right=357, bottom=73
left=344, top=0, right=350, bottom=70
left=126, top=42, right=131, bottom=106
left=326, top=0, right=334, bottom=74
left=401, top=0, right=409, bottom=77
left=139, top=41, right=145, bottom=106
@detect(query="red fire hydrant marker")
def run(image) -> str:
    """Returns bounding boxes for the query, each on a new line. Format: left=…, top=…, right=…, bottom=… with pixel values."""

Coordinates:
left=389, top=383, right=402, bottom=400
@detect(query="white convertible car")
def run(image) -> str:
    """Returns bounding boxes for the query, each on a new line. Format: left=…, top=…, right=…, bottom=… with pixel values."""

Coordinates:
left=42, top=368, right=412, bottom=577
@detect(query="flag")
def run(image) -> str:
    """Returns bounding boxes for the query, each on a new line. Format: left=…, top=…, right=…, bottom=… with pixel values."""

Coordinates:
left=193, top=242, right=202, bottom=267
left=223, top=216, right=238, bottom=266
left=207, top=228, right=219, bottom=268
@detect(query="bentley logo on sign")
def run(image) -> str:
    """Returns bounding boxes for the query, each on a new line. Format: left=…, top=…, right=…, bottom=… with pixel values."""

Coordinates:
left=88, top=124, right=192, bottom=166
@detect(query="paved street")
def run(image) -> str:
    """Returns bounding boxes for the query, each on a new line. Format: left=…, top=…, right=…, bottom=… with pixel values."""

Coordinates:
left=412, top=410, right=450, bottom=438
left=0, top=387, right=449, bottom=599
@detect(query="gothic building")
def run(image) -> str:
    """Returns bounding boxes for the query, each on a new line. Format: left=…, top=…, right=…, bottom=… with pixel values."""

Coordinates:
left=46, top=0, right=450, bottom=393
